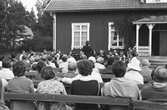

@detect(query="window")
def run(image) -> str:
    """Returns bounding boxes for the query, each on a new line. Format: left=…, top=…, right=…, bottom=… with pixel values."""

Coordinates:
left=72, top=23, right=90, bottom=49
left=108, top=22, right=124, bottom=50
left=146, top=0, right=167, bottom=3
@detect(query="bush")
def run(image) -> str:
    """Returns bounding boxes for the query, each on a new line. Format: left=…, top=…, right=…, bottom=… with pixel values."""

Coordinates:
left=18, top=35, right=53, bottom=52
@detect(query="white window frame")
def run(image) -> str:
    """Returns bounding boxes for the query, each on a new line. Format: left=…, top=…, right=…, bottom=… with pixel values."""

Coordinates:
left=108, top=22, right=124, bottom=50
left=146, top=0, right=167, bottom=3
left=71, top=23, right=90, bottom=49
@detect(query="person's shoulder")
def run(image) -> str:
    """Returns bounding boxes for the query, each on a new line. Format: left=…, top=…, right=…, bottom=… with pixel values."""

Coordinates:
left=72, top=80, right=80, bottom=84
left=104, top=82, right=110, bottom=88
left=52, top=79, right=64, bottom=86
left=142, top=84, right=152, bottom=91
left=23, top=77, right=33, bottom=83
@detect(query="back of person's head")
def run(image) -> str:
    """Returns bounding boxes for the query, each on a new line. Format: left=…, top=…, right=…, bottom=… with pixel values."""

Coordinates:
left=31, top=64, right=37, bottom=71
left=13, top=61, right=26, bottom=77
left=142, top=59, right=150, bottom=67
left=2, top=58, right=11, bottom=68
left=35, top=56, right=40, bottom=62
left=88, top=56, right=96, bottom=64
left=131, top=51, right=138, bottom=57
left=22, top=50, right=25, bottom=54
left=151, top=66, right=167, bottom=83
left=22, top=55, right=27, bottom=60
left=42, top=54, right=47, bottom=61
left=11, top=53, right=16, bottom=58
left=114, top=55, right=120, bottom=61
left=41, top=66, right=55, bottom=80
left=89, top=60, right=95, bottom=68
left=47, top=56, right=53, bottom=61
left=36, top=61, right=46, bottom=73
left=68, top=62, right=77, bottom=71
left=62, top=56, right=67, bottom=62
left=107, top=57, right=115, bottom=66
left=77, top=59, right=93, bottom=76
left=96, top=57, right=104, bottom=64
left=112, top=60, right=126, bottom=77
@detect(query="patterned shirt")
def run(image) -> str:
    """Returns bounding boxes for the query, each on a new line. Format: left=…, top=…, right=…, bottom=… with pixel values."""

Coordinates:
left=37, top=79, right=67, bottom=110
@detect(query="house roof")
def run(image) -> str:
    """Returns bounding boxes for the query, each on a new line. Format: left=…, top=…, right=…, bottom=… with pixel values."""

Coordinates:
left=133, top=15, right=167, bottom=24
left=45, top=0, right=167, bottom=13
left=17, top=26, right=34, bottom=37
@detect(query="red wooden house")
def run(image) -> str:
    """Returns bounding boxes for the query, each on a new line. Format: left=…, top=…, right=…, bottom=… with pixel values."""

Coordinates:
left=45, top=0, right=167, bottom=56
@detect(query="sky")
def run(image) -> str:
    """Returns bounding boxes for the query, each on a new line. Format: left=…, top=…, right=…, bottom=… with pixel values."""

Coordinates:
left=20, top=0, right=37, bottom=15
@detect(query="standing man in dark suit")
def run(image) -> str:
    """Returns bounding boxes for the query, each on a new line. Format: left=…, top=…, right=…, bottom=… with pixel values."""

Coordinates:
left=82, top=41, right=93, bottom=59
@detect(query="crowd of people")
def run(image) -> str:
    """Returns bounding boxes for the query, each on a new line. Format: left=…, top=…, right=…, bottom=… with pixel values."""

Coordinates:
left=0, top=41, right=166, bottom=110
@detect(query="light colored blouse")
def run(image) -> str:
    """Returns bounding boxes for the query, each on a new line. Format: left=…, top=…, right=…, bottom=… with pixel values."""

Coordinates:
left=37, top=79, right=67, bottom=110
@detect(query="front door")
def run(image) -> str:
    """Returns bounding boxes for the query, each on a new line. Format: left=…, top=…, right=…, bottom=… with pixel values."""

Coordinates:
left=160, top=31, right=167, bottom=56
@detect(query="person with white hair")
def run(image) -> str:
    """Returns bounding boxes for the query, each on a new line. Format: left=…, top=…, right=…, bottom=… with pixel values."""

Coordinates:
left=95, top=57, right=105, bottom=69
left=63, top=62, right=77, bottom=78
left=139, top=59, right=152, bottom=82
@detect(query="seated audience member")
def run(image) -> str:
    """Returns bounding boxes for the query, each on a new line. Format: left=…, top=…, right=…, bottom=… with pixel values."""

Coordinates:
left=37, top=66, right=72, bottom=110
left=46, top=56, right=56, bottom=68
left=67, top=51, right=77, bottom=64
left=97, top=50, right=107, bottom=60
left=63, top=62, right=77, bottom=78
left=28, top=52, right=35, bottom=63
left=0, top=56, right=5, bottom=70
left=140, top=59, right=152, bottom=82
left=129, top=51, right=139, bottom=63
left=29, top=64, right=37, bottom=73
left=71, top=60, right=100, bottom=110
left=101, top=57, right=115, bottom=74
left=59, top=55, right=68, bottom=73
left=107, top=51, right=114, bottom=58
left=34, top=61, right=46, bottom=80
left=11, top=52, right=18, bottom=65
left=95, top=57, right=105, bottom=69
left=114, top=55, right=120, bottom=61
left=21, top=55, right=31, bottom=72
left=19, top=50, right=26, bottom=61
left=52, top=57, right=59, bottom=68
left=62, top=59, right=103, bottom=84
left=88, top=56, right=96, bottom=65
left=112, top=50, right=118, bottom=56
left=103, top=61, right=140, bottom=100
left=7, top=61, right=34, bottom=93
left=120, top=51, right=126, bottom=62
left=125, top=59, right=144, bottom=84
left=25, top=64, right=38, bottom=79
left=141, top=66, right=167, bottom=100
left=0, top=58, right=14, bottom=80
left=0, top=78, right=9, bottom=110
left=80, top=51, right=87, bottom=60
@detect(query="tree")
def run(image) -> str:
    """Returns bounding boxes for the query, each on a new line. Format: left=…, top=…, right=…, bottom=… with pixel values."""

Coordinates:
left=0, top=0, right=28, bottom=51
left=114, top=15, right=142, bottom=51
left=25, top=8, right=36, bottom=29
left=36, top=0, right=51, bottom=17
left=0, top=0, right=5, bottom=33
left=34, top=0, right=53, bottom=37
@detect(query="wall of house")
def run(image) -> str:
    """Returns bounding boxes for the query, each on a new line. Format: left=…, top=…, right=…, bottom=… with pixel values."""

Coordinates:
left=55, top=10, right=167, bottom=53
